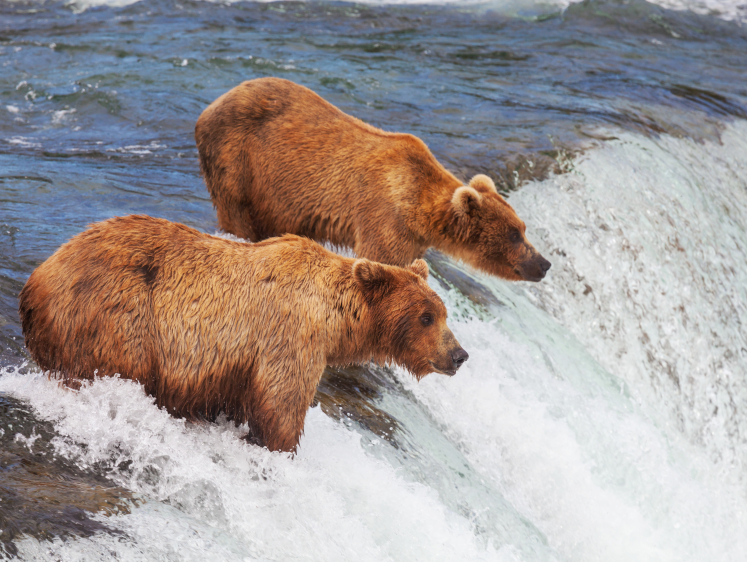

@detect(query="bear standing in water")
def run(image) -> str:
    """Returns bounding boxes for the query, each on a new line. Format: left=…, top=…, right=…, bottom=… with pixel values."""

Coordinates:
left=19, top=215, right=467, bottom=452
left=195, top=77, right=551, bottom=282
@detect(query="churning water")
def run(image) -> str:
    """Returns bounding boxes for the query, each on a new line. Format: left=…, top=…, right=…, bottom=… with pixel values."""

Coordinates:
left=1, top=0, right=747, bottom=560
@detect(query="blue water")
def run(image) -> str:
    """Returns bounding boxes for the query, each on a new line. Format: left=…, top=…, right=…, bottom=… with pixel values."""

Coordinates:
left=2, top=0, right=747, bottom=559
left=3, top=0, right=745, bottom=352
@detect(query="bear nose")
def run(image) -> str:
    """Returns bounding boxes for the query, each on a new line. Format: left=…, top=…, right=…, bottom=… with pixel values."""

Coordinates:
left=540, top=257, right=552, bottom=273
left=451, top=347, right=469, bottom=370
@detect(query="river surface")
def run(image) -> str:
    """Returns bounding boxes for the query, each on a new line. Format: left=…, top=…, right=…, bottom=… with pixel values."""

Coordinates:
left=1, top=0, right=747, bottom=560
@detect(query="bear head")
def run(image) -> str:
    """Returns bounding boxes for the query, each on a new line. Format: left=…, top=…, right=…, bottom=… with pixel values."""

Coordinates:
left=353, top=258, right=468, bottom=380
left=448, top=174, right=551, bottom=282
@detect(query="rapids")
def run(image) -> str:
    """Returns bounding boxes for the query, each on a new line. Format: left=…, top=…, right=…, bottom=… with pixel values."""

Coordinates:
left=1, top=0, right=747, bottom=560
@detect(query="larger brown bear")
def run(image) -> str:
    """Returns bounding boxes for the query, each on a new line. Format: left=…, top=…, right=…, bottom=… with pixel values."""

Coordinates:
left=195, top=77, right=550, bottom=282
left=19, top=215, right=467, bottom=452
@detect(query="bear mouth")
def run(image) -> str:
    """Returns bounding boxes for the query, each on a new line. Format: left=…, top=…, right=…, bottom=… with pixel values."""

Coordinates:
left=514, top=267, right=546, bottom=283
left=429, top=361, right=457, bottom=376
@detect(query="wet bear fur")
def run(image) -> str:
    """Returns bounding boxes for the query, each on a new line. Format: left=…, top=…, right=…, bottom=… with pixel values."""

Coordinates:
left=195, top=77, right=551, bottom=282
left=18, top=215, right=466, bottom=452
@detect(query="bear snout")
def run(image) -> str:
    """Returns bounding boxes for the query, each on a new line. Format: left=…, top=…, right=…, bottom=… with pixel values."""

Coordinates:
left=430, top=346, right=468, bottom=376
left=538, top=255, right=552, bottom=275
left=519, top=253, right=552, bottom=282
left=451, top=347, right=469, bottom=372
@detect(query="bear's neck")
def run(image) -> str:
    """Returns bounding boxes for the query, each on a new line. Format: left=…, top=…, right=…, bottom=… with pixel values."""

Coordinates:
left=323, top=272, right=384, bottom=368
left=422, top=192, right=472, bottom=257
left=392, top=157, right=463, bottom=247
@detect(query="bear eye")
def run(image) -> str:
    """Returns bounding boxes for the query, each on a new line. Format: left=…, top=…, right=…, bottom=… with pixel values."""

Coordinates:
left=420, top=313, right=434, bottom=326
left=509, top=229, right=521, bottom=243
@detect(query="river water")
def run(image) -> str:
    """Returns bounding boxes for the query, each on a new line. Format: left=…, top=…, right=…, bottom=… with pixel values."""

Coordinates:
left=1, top=0, right=747, bottom=559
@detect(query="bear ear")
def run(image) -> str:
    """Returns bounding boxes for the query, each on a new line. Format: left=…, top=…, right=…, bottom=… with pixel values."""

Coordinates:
left=408, top=259, right=429, bottom=281
left=469, top=174, right=498, bottom=194
left=451, top=186, right=482, bottom=218
left=353, top=259, right=392, bottom=297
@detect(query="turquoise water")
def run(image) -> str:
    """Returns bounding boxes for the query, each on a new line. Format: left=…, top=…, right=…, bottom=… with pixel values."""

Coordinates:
left=1, top=0, right=747, bottom=559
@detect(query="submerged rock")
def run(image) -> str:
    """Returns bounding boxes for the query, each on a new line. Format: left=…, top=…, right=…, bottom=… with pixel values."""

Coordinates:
left=315, top=365, right=404, bottom=447
left=425, top=249, right=504, bottom=313
left=0, top=394, right=134, bottom=557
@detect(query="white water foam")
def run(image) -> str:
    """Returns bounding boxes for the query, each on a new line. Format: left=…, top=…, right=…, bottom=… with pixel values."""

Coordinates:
left=105, top=141, right=167, bottom=156
left=61, top=0, right=746, bottom=23
left=388, top=119, right=747, bottom=561
left=4, top=136, right=41, bottom=149
left=65, top=0, right=569, bottom=13
left=397, top=297, right=747, bottom=561
left=510, top=120, right=747, bottom=476
left=51, top=108, right=76, bottom=125
left=352, top=0, right=747, bottom=20
left=648, top=0, right=747, bottom=22
left=0, top=370, right=504, bottom=561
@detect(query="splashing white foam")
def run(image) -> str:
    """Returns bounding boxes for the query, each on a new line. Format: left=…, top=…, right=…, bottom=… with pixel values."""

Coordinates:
left=61, top=0, right=746, bottom=23
left=0, top=370, right=503, bottom=561
left=64, top=0, right=569, bottom=13
left=391, top=119, right=747, bottom=561
left=395, top=306, right=747, bottom=561
left=510, top=120, right=747, bottom=475
left=648, top=0, right=747, bottom=22
left=5, top=136, right=41, bottom=149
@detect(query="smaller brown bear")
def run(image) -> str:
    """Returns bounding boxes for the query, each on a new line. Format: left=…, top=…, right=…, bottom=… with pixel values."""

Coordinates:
left=195, top=77, right=551, bottom=282
left=19, top=215, right=467, bottom=452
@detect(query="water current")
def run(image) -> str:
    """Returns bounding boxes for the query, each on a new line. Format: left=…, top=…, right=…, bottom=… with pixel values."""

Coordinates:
left=1, top=0, right=747, bottom=560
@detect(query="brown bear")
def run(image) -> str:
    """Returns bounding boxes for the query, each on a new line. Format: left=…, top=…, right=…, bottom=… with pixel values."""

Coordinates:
left=18, top=215, right=467, bottom=453
left=195, top=77, right=551, bottom=282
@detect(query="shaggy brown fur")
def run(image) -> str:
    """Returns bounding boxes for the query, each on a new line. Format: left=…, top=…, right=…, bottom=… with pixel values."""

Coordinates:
left=195, top=77, right=551, bottom=282
left=19, top=215, right=467, bottom=452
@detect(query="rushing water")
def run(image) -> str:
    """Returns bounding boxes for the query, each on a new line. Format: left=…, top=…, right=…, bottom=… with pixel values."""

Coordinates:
left=2, top=0, right=747, bottom=560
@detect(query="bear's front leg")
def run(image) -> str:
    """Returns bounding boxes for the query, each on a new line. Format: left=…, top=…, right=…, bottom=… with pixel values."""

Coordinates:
left=246, top=360, right=325, bottom=453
